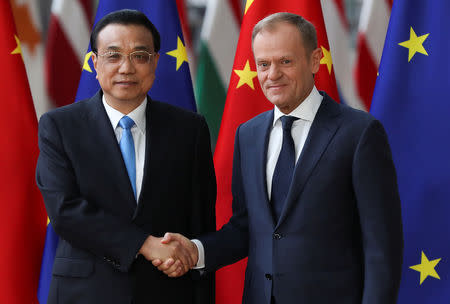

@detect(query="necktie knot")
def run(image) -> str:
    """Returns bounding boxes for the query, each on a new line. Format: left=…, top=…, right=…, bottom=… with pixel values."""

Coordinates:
left=280, top=115, right=298, bottom=131
left=119, top=116, right=135, bottom=130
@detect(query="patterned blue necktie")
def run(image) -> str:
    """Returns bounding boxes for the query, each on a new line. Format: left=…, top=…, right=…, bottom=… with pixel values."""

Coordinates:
left=119, top=116, right=136, bottom=199
left=271, top=115, right=299, bottom=221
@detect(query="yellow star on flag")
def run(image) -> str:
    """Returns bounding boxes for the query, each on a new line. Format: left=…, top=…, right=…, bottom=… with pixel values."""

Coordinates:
left=398, top=27, right=429, bottom=62
left=83, top=51, right=93, bottom=73
left=11, top=35, right=22, bottom=55
left=234, top=60, right=258, bottom=90
left=409, top=251, right=441, bottom=285
left=245, top=0, right=255, bottom=14
left=320, top=46, right=333, bottom=74
left=166, top=36, right=188, bottom=71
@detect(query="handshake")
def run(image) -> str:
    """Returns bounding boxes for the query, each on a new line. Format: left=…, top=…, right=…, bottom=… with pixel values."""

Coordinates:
left=138, top=232, right=198, bottom=278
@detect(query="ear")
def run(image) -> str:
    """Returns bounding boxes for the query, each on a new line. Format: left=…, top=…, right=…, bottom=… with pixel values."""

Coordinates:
left=92, top=52, right=99, bottom=79
left=310, top=47, right=322, bottom=74
left=152, top=52, right=160, bottom=70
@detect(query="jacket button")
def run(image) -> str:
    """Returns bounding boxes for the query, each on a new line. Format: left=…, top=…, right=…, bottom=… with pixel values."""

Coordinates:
left=273, top=233, right=282, bottom=240
left=265, top=273, right=272, bottom=280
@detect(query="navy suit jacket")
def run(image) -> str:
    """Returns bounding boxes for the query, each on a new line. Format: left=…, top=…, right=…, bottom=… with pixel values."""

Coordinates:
left=36, top=91, right=216, bottom=304
left=200, top=92, right=403, bottom=304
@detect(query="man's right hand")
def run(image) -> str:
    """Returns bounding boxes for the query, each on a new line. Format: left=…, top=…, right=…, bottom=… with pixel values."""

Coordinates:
left=138, top=235, right=195, bottom=277
left=151, top=233, right=199, bottom=278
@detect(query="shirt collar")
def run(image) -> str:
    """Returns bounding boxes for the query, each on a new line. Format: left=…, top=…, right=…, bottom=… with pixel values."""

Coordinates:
left=273, top=86, right=323, bottom=126
left=102, top=95, right=147, bottom=134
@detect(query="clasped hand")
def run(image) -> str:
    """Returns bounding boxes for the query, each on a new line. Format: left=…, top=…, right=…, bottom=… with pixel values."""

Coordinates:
left=138, top=233, right=197, bottom=278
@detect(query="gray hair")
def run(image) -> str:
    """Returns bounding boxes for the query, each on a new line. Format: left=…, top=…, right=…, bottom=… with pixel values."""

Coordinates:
left=252, top=12, right=318, bottom=54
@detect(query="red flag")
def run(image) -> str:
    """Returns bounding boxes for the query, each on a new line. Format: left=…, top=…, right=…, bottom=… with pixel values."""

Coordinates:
left=175, top=0, right=198, bottom=75
left=354, top=0, right=392, bottom=109
left=176, top=0, right=192, bottom=48
left=214, top=1, right=338, bottom=303
left=322, top=0, right=366, bottom=110
left=45, top=0, right=93, bottom=107
left=0, top=1, right=47, bottom=303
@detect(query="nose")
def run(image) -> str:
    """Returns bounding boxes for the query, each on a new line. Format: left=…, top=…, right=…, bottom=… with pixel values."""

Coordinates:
left=267, top=63, right=281, bottom=80
left=118, top=55, right=136, bottom=74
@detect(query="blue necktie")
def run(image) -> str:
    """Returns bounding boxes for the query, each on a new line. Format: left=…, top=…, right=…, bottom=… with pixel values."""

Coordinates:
left=271, top=116, right=298, bottom=221
left=119, top=116, right=136, bottom=199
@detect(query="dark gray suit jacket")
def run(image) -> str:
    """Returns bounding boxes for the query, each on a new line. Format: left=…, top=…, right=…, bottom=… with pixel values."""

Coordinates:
left=200, top=92, right=403, bottom=304
left=36, top=91, right=216, bottom=304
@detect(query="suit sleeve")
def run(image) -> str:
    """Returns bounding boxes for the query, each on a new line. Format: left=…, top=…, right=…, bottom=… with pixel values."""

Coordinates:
left=190, top=116, right=217, bottom=303
left=352, top=119, right=403, bottom=304
left=36, top=113, right=148, bottom=272
left=200, top=125, right=249, bottom=272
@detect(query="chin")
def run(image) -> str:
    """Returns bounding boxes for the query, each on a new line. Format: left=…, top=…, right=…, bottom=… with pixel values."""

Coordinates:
left=114, top=90, right=139, bottom=99
left=269, top=98, right=287, bottom=107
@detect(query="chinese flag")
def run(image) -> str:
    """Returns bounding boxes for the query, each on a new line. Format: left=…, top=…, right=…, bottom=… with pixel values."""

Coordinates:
left=214, top=1, right=339, bottom=303
left=0, top=1, right=47, bottom=303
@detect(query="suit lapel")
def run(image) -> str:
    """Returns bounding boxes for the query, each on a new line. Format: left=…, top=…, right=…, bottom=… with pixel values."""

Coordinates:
left=133, top=98, right=162, bottom=219
left=135, top=99, right=152, bottom=207
left=87, top=91, right=137, bottom=215
left=252, top=111, right=276, bottom=228
left=276, top=94, right=342, bottom=227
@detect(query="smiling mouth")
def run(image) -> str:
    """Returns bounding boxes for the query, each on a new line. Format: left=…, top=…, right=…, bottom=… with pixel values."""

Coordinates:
left=115, top=81, right=137, bottom=86
left=267, top=84, right=285, bottom=90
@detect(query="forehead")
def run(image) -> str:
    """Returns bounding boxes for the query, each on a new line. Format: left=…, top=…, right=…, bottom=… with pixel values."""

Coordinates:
left=253, top=22, right=305, bottom=58
left=97, top=23, right=154, bottom=50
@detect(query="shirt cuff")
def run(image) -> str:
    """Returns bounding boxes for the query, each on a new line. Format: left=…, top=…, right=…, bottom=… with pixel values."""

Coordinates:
left=191, top=239, right=205, bottom=269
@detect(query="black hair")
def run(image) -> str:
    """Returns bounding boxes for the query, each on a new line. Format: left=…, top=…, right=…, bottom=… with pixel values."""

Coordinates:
left=90, top=9, right=161, bottom=54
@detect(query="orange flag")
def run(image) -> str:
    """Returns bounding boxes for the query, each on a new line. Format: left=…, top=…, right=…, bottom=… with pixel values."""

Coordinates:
left=214, top=1, right=338, bottom=303
left=0, top=1, right=47, bottom=303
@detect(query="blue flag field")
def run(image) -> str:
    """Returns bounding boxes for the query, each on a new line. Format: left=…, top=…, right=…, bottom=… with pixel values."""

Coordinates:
left=371, top=0, right=449, bottom=302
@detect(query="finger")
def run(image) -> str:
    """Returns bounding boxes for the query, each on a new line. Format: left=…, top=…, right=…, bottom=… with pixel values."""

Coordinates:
left=173, top=234, right=196, bottom=267
left=157, top=258, right=175, bottom=271
left=176, top=239, right=196, bottom=268
left=162, top=260, right=182, bottom=275
left=168, top=265, right=186, bottom=278
left=173, top=243, right=193, bottom=271
left=161, top=232, right=174, bottom=244
left=152, top=259, right=163, bottom=267
left=184, top=242, right=197, bottom=268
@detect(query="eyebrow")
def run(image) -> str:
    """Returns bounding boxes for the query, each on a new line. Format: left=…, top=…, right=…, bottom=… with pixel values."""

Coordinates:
left=104, top=45, right=152, bottom=52
left=255, top=55, right=293, bottom=61
left=133, top=46, right=151, bottom=51
left=104, top=46, right=121, bottom=51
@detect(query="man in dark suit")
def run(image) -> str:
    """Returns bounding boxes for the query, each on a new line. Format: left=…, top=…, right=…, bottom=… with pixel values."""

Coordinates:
left=160, top=12, right=403, bottom=304
left=36, top=9, right=215, bottom=304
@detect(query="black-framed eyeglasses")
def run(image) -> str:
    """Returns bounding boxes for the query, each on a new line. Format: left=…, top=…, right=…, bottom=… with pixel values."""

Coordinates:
left=96, top=50, right=154, bottom=65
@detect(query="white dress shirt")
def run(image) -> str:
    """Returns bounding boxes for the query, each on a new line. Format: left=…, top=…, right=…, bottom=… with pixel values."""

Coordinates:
left=266, top=86, right=322, bottom=199
left=102, top=96, right=147, bottom=201
left=103, top=96, right=206, bottom=267
left=195, top=87, right=323, bottom=268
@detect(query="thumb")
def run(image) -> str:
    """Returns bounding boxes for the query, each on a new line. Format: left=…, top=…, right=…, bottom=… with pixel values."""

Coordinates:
left=161, top=232, right=174, bottom=244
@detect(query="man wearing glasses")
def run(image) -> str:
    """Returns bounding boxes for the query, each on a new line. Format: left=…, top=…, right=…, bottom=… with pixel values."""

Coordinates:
left=36, top=9, right=215, bottom=304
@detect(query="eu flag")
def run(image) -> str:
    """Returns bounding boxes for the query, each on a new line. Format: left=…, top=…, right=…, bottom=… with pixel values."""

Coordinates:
left=371, top=0, right=450, bottom=302
left=38, top=1, right=196, bottom=303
